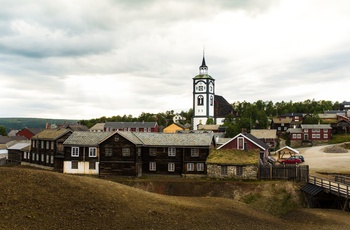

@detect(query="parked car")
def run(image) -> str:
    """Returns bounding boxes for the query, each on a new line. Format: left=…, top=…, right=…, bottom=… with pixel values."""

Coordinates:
left=293, top=155, right=305, bottom=162
left=279, top=157, right=302, bottom=164
left=267, top=156, right=277, bottom=164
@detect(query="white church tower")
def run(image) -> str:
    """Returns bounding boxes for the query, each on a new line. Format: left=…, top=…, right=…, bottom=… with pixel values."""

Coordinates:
left=192, top=54, right=215, bottom=130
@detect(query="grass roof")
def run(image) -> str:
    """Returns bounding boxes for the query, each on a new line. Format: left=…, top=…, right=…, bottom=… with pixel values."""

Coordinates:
left=207, top=148, right=260, bottom=165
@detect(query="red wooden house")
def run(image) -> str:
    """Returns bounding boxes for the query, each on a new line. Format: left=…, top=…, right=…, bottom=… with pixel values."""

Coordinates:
left=16, top=128, right=44, bottom=140
left=287, top=124, right=332, bottom=146
left=104, top=122, right=159, bottom=132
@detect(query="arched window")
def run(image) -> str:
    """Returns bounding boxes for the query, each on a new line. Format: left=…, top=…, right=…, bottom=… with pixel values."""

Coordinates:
left=197, top=95, right=204, bottom=105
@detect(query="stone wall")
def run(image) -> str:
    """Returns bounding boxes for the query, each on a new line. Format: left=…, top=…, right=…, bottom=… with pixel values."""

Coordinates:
left=207, top=164, right=258, bottom=180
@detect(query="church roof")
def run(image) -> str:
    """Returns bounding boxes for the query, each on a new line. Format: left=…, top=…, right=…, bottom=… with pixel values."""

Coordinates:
left=214, top=95, right=234, bottom=117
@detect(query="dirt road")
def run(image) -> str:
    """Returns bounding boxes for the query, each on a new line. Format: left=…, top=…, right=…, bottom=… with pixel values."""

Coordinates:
left=297, top=145, right=350, bottom=175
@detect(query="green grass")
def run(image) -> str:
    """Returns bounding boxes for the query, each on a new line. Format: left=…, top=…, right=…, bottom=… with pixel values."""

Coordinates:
left=329, top=134, right=350, bottom=144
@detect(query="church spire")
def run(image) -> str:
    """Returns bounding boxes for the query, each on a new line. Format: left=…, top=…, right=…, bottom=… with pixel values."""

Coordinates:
left=199, top=49, right=208, bottom=75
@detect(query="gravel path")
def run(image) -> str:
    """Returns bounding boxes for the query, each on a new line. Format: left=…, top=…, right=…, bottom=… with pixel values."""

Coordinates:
left=297, top=144, right=350, bottom=175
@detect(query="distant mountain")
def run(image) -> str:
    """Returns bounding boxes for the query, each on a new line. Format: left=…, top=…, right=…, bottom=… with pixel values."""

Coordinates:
left=0, top=117, right=78, bottom=133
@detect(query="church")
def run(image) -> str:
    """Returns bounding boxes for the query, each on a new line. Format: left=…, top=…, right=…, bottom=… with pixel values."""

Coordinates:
left=192, top=55, right=235, bottom=130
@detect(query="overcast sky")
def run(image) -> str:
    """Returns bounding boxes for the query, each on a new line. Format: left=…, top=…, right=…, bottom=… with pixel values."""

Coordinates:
left=1, top=0, right=349, bottom=120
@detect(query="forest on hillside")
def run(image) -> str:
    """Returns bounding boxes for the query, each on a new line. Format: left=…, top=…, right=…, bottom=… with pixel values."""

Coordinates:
left=79, top=99, right=343, bottom=135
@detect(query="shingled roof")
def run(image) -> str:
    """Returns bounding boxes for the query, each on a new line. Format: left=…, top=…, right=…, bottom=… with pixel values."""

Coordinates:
left=32, top=129, right=72, bottom=140
left=105, top=122, right=157, bottom=129
left=63, top=131, right=115, bottom=146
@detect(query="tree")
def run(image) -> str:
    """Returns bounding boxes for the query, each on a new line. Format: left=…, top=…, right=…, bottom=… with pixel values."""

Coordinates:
left=0, top=125, right=7, bottom=136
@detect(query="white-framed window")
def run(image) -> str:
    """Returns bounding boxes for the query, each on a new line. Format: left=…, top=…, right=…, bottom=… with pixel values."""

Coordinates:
left=187, top=163, right=194, bottom=171
left=312, top=129, right=320, bottom=133
left=41, top=141, right=44, bottom=149
left=148, top=128, right=151, bottom=132
left=238, top=137, right=244, bottom=150
left=32, top=153, right=35, bottom=161
left=122, top=148, right=130, bottom=157
left=41, top=154, right=44, bottom=162
left=32, top=140, right=35, bottom=147
left=36, top=154, right=39, bottom=161
left=297, top=134, right=301, bottom=139
left=191, top=148, right=199, bottom=157
left=323, top=129, right=328, bottom=132
left=168, top=147, right=176, bottom=156
left=197, top=163, right=204, bottom=171
left=89, top=147, right=97, bottom=157
left=46, top=155, right=49, bottom=163
left=46, top=141, right=50, bottom=149
left=304, top=129, right=308, bottom=133
left=312, top=134, right=320, bottom=139
left=72, top=147, right=79, bottom=157
left=149, top=162, right=156, bottom=171
left=24, top=152, right=27, bottom=159
left=168, top=163, right=175, bottom=172
left=51, top=141, right=54, bottom=149
left=149, top=148, right=157, bottom=156
left=292, top=134, right=296, bottom=139
left=50, top=155, right=54, bottom=164
left=324, top=134, right=328, bottom=139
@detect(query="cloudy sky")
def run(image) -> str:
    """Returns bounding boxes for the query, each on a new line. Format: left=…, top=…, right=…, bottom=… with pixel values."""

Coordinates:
left=1, top=0, right=350, bottom=120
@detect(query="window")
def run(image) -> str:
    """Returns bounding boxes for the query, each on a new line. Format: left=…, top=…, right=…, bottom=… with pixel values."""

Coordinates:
left=114, top=135, right=119, bottom=142
left=32, top=153, right=35, bottom=161
left=72, top=147, right=79, bottom=157
left=149, top=162, right=156, bottom=171
left=221, top=166, right=228, bottom=175
left=187, top=163, right=194, bottom=171
left=105, top=148, right=113, bottom=157
left=198, top=85, right=203, bottom=91
left=122, top=148, right=130, bottom=157
left=46, top=155, right=49, bottom=163
left=149, top=148, right=157, bottom=156
left=148, top=128, right=151, bottom=132
left=136, top=128, right=139, bottom=132
left=41, top=154, right=44, bottom=162
left=297, top=134, right=301, bottom=139
left=36, top=154, right=39, bottom=161
left=32, top=140, right=35, bottom=147
left=51, top=141, right=54, bottom=150
left=324, top=134, right=328, bottom=139
left=238, top=137, right=244, bottom=150
left=89, top=161, right=96, bottom=169
left=168, top=163, right=175, bottom=172
left=197, top=95, right=204, bottom=105
left=41, top=141, right=44, bottom=149
left=168, top=147, right=176, bottom=156
left=292, top=134, right=296, bottom=139
left=191, top=148, right=199, bottom=157
left=210, top=95, right=213, bottom=106
left=71, top=161, right=78, bottom=169
left=236, top=166, right=243, bottom=176
left=304, top=129, right=308, bottom=133
left=197, top=163, right=204, bottom=171
left=46, top=141, right=50, bottom=149
left=312, top=129, right=320, bottom=133
left=137, top=148, right=141, bottom=157
left=89, top=147, right=97, bottom=157
left=50, top=155, right=54, bottom=164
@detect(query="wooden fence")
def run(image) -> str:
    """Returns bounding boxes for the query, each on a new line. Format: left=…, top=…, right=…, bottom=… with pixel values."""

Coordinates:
left=258, top=164, right=309, bottom=182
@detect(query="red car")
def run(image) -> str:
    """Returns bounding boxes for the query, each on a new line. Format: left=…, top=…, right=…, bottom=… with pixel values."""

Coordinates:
left=280, top=157, right=302, bottom=164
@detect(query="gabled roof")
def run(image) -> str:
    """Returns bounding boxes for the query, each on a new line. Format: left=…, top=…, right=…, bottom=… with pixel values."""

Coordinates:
left=217, top=133, right=269, bottom=151
left=63, top=131, right=115, bottom=146
left=275, top=146, right=299, bottom=154
left=116, top=131, right=144, bottom=145
left=32, top=129, right=72, bottom=140
left=25, top=128, right=45, bottom=134
left=105, top=122, right=157, bottom=129
left=7, top=141, right=31, bottom=150
left=301, top=124, right=332, bottom=129
left=132, top=132, right=213, bottom=147
left=250, top=129, right=277, bottom=139
left=89, top=123, right=105, bottom=131
left=214, top=95, right=234, bottom=118
left=272, top=117, right=293, bottom=124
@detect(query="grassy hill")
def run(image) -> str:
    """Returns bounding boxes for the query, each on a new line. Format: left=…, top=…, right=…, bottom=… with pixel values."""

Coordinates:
left=0, top=118, right=78, bottom=133
left=1, top=166, right=350, bottom=229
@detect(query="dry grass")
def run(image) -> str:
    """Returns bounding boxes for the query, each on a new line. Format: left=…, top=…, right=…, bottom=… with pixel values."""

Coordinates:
left=1, top=166, right=350, bottom=230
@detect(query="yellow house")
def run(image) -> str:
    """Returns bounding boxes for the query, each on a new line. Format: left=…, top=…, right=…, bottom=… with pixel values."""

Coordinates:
left=163, top=123, right=185, bottom=133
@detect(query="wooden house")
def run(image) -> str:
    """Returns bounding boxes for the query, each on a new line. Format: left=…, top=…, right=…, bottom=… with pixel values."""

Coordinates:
left=319, top=114, right=350, bottom=134
left=7, top=141, right=31, bottom=164
left=217, top=133, right=270, bottom=164
left=287, top=124, right=332, bottom=147
left=28, top=129, right=72, bottom=171
left=206, top=148, right=260, bottom=179
left=136, top=132, right=213, bottom=177
left=270, top=117, right=293, bottom=134
left=63, top=131, right=116, bottom=175
left=163, top=123, right=185, bottom=133
left=99, top=131, right=143, bottom=177
left=16, top=128, right=44, bottom=140
left=250, top=129, right=278, bottom=151
left=104, top=122, right=159, bottom=132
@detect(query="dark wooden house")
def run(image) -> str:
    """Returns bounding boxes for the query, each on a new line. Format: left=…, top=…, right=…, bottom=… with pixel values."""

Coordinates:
left=63, top=131, right=116, bottom=175
left=29, top=129, right=72, bottom=171
left=99, top=131, right=143, bottom=176
left=7, top=141, right=30, bottom=164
